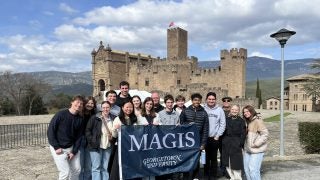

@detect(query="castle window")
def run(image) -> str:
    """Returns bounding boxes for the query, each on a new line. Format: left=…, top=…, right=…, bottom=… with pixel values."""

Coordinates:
left=275, top=101, right=277, bottom=106
left=270, top=102, right=273, bottom=106
left=145, top=79, right=149, bottom=86
left=302, top=104, right=307, bottom=111
left=303, top=94, right=308, bottom=100
left=177, top=79, right=181, bottom=85
left=98, top=79, right=105, bottom=91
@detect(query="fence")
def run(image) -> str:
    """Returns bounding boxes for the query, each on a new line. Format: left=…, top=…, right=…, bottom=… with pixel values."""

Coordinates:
left=0, top=123, right=49, bottom=150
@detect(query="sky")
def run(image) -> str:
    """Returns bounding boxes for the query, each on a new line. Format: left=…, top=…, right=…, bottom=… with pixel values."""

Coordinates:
left=0, top=0, right=320, bottom=73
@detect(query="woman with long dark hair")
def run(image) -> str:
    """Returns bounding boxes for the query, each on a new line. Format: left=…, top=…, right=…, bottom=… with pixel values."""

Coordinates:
left=109, top=101, right=138, bottom=180
left=80, top=96, right=97, bottom=180
left=138, top=97, right=159, bottom=125
left=242, top=105, right=269, bottom=180
left=132, top=95, right=142, bottom=117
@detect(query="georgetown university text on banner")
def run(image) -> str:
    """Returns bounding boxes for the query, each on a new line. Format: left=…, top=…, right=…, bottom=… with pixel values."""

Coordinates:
left=119, top=124, right=200, bottom=179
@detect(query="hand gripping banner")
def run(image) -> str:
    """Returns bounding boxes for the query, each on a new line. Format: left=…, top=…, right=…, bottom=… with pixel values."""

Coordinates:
left=119, top=124, right=200, bottom=179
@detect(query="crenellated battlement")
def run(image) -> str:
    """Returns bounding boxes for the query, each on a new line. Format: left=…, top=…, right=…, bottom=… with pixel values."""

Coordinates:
left=220, top=48, right=247, bottom=60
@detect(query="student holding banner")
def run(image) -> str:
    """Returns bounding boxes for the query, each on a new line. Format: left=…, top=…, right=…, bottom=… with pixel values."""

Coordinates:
left=156, top=94, right=180, bottom=180
left=109, top=100, right=139, bottom=180
left=158, top=94, right=180, bottom=125
left=179, top=93, right=209, bottom=180
left=138, top=97, right=159, bottom=125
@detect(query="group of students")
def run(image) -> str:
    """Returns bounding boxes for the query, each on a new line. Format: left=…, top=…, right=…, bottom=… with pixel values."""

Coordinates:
left=47, top=81, right=269, bottom=180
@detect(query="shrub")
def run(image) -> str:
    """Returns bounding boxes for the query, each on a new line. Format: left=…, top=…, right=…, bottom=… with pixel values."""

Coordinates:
left=298, top=122, right=320, bottom=154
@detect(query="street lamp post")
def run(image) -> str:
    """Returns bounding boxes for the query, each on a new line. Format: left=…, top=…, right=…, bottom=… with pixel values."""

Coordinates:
left=270, top=28, right=296, bottom=156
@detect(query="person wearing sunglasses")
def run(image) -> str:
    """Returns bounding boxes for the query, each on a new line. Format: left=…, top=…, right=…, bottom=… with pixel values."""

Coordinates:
left=222, top=97, right=233, bottom=117
left=220, top=96, right=233, bottom=178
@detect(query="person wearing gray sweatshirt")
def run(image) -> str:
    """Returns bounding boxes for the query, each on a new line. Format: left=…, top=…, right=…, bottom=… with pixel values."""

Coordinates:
left=203, top=92, right=226, bottom=179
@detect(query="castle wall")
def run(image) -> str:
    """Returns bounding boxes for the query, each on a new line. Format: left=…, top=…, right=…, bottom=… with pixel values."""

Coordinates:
left=189, top=48, right=247, bottom=98
left=92, top=28, right=247, bottom=102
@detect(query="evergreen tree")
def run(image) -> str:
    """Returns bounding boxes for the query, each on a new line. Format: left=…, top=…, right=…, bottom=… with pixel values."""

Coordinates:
left=256, top=78, right=262, bottom=108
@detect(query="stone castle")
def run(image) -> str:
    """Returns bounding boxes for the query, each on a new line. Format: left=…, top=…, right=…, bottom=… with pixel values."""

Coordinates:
left=91, top=27, right=247, bottom=101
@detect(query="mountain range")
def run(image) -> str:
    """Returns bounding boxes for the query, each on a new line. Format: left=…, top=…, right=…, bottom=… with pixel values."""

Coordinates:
left=28, top=57, right=319, bottom=96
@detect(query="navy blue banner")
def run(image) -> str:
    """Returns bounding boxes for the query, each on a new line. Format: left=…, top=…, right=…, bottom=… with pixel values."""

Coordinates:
left=119, top=124, right=200, bottom=179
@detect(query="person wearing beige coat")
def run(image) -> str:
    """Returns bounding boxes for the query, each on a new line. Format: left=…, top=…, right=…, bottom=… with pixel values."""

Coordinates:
left=242, top=105, right=269, bottom=180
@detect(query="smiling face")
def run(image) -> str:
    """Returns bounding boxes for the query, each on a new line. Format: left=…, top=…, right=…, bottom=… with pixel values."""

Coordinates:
left=243, top=108, right=252, bottom=119
left=230, top=105, right=240, bottom=116
left=206, top=95, right=216, bottom=107
left=176, top=99, right=185, bottom=108
left=101, top=102, right=111, bottom=116
left=132, top=97, right=141, bottom=109
left=192, top=97, right=201, bottom=108
left=85, top=99, right=95, bottom=111
left=71, top=99, right=83, bottom=113
left=106, top=93, right=117, bottom=105
left=120, top=85, right=129, bottom=96
left=122, top=102, right=133, bottom=116
left=165, top=99, right=174, bottom=111
left=144, top=100, right=154, bottom=112
left=151, top=92, right=160, bottom=105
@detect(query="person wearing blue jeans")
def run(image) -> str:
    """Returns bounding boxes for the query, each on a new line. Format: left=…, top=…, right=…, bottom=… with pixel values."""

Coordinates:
left=79, top=137, right=92, bottom=180
left=243, top=152, right=264, bottom=180
left=242, top=105, right=269, bottom=180
left=90, top=148, right=112, bottom=180
left=80, top=96, right=97, bottom=180
left=86, top=101, right=116, bottom=180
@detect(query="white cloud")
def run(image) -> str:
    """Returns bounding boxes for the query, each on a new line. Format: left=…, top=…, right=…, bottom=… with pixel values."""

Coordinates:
left=249, top=51, right=273, bottom=59
left=1, top=0, right=320, bottom=72
left=59, top=3, right=78, bottom=14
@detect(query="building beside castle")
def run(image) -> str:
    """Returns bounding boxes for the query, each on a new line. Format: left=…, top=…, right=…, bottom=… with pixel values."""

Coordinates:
left=91, top=27, right=247, bottom=101
left=286, top=74, right=320, bottom=112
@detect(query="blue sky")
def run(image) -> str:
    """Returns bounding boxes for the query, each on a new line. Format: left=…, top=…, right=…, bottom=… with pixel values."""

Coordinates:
left=0, top=0, right=319, bottom=72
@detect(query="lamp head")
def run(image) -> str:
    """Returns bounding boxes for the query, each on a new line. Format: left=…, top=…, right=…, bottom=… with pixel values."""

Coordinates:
left=270, top=28, right=296, bottom=47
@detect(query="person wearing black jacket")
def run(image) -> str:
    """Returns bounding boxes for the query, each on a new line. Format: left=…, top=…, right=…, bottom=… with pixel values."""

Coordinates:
left=115, top=81, right=132, bottom=107
left=86, top=101, right=116, bottom=180
left=221, top=105, right=246, bottom=180
left=180, top=93, right=209, bottom=180
left=47, top=95, right=84, bottom=180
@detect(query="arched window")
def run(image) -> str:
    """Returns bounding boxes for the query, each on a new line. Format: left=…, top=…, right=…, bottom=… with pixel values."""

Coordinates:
left=98, top=79, right=105, bottom=91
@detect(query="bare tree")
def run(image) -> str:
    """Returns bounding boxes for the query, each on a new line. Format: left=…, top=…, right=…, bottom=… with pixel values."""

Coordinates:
left=0, top=71, right=51, bottom=115
left=24, top=78, right=51, bottom=115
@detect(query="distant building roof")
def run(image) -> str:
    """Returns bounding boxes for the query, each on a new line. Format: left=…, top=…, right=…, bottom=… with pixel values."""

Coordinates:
left=286, top=73, right=320, bottom=81
left=266, top=96, right=280, bottom=101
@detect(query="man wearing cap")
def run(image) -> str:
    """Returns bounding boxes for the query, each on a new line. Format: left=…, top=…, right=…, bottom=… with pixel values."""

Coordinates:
left=222, top=97, right=233, bottom=116
left=219, top=96, right=233, bottom=178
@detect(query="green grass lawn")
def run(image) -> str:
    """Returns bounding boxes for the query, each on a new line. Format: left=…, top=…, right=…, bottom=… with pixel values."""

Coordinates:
left=264, top=112, right=291, bottom=122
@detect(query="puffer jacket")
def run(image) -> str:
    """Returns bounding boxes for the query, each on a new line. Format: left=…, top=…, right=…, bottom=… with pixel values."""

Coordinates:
left=244, top=116, right=269, bottom=154
left=179, top=105, right=209, bottom=147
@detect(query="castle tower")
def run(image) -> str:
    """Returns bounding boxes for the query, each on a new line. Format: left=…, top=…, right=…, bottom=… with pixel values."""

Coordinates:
left=167, top=27, right=188, bottom=60
left=92, top=41, right=129, bottom=97
left=220, top=48, right=247, bottom=98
